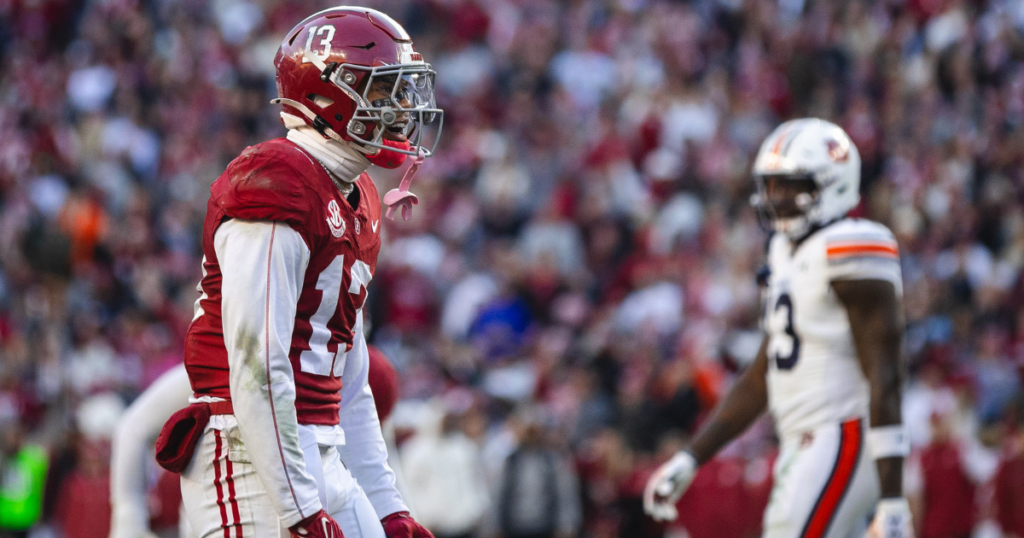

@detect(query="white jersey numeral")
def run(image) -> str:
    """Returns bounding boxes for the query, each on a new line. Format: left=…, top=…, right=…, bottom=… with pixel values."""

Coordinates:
left=767, top=291, right=801, bottom=370
left=348, top=260, right=372, bottom=295
left=299, top=255, right=346, bottom=375
left=298, top=255, right=372, bottom=375
left=302, top=25, right=336, bottom=64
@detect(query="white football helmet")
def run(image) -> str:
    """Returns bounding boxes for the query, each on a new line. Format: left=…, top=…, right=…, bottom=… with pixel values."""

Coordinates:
left=751, top=118, right=861, bottom=239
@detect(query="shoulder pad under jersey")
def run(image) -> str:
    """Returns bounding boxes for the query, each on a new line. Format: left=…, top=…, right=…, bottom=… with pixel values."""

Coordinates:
left=822, top=218, right=898, bottom=253
left=822, top=218, right=901, bottom=273
left=211, top=138, right=321, bottom=227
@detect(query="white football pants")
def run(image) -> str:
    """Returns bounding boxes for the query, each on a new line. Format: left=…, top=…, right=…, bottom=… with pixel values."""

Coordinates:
left=181, top=423, right=386, bottom=538
left=763, top=418, right=880, bottom=538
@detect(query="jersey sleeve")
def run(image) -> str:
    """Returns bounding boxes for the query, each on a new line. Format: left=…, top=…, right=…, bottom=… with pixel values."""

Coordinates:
left=215, top=218, right=323, bottom=527
left=336, top=313, right=409, bottom=519
left=824, top=221, right=903, bottom=291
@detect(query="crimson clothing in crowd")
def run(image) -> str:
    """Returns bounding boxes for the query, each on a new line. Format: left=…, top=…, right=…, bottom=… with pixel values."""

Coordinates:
left=148, top=470, right=182, bottom=532
left=743, top=452, right=776, bottom=537
left=675, top=457, right=754, bottom=538
left=995, top=451, right=1024, bottom=537
left=54, top=472, right=111, bottom=538
left=919, top=441, right=975, bottom=538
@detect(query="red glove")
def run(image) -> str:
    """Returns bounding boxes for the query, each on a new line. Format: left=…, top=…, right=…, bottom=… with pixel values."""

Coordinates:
left=289, top=510, right=344, bottom=538
left=381, top=511, right=434, bottom=538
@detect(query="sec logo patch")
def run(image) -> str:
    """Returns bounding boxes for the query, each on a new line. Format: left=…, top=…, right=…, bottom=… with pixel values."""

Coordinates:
left=326, top=200, right=346, bottom=238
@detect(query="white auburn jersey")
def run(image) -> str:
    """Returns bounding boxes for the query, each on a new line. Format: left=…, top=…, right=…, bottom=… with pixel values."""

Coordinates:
left=763, top=218, right=902, bottom=440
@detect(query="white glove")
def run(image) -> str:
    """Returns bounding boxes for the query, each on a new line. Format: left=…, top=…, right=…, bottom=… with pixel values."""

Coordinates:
left=643, top=451, right=698, bottom=522
left=868, top=497, right=915, bottom=538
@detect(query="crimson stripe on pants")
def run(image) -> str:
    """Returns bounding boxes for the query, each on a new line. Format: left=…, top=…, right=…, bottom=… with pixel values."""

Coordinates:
left=213, top=431, right=231, bottom=538
left=223, top=446, right=244, bottom=538
left=800, top=419, right=863, bottom=538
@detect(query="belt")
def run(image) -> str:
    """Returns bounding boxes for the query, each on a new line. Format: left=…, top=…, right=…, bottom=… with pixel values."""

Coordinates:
left=208, top=400, right=234, bottom=415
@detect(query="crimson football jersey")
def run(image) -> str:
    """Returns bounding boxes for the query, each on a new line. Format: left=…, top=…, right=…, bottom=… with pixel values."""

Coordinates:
left=184, top=138, right=382, bottom=425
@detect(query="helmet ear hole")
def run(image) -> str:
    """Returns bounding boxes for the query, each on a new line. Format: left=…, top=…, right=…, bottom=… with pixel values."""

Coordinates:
left=307, top=94, right=334, bottom=108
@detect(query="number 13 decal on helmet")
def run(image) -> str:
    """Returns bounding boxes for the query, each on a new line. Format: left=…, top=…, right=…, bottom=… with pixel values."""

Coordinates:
left=768, top=292, right=801, bottom=370
left=303, top=25, right=336, bottom=63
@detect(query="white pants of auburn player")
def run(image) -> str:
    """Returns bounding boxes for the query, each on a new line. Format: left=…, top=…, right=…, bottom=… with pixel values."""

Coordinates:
left=763, top=418, right=880, bottom=538
left=181, top=421, right=385, bottom=538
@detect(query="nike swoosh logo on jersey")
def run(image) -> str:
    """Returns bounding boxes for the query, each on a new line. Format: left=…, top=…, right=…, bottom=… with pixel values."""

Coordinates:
left=371, top=220, right=379, bottom=233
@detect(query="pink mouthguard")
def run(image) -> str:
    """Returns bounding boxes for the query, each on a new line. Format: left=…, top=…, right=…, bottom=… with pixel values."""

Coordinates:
left=383, top=151, right=425, bottom=221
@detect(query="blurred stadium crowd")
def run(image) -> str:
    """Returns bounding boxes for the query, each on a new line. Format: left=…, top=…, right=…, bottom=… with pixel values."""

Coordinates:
left=1, top=0, right=1024, bottom=537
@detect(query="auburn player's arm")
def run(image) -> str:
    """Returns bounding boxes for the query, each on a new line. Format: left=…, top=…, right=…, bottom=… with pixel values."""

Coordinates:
left=688, top=336, right=770, bottom=463
left=216, top=218, right=323, bottom=527
left=832, top=279, right=904, bottom=499
left=644, top=338, right=769, bottom=521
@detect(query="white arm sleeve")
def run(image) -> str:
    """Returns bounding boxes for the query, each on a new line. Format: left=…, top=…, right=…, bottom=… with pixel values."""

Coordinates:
left=215, top=218, right=322, bottom=527
left=382, top=420, right=415, bottom=514
left=337, top=314, right=409, bottom=519
left=110, top=364, right=192, bottom=538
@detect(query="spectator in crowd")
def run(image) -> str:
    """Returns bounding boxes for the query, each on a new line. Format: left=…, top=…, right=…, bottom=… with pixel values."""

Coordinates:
left=995, top=399, right=1024, bottom=538
left=914, top=412, right=977, bottom=538
left=0, top=421, right=47, bottom=538
left=494, top=408, right=581, bottom=538
left=402, top=400, right=491, bottom=538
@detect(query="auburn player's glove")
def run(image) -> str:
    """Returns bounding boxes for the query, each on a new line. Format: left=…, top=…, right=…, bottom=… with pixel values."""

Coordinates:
left=289, top=510, right=344, bottom=538
left=869, top=498, right=915, bottom=538
left=643, top=451, right=698, bottom=522
left=381, top=511, right=435, bottom=538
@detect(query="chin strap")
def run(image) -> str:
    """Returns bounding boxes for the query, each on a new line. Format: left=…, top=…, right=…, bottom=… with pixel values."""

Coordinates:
left=271, top=98, right=349, bottom=143
left=382, top=151, right=424, bottom=221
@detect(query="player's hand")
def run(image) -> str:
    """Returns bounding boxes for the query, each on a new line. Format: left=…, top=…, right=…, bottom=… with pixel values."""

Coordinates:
left=290, top=509, right=344, bottom=538
left=381, top=511, right=435, bottom=538
left=643, top=451, right=698, bottom=522
left=868, top=498, right=914, bottom=538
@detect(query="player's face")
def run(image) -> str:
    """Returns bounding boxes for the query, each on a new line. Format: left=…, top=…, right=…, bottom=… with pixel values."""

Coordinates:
left=760, top=175, right=817, bottom=219
left=367, top=75, right=415, bottom=143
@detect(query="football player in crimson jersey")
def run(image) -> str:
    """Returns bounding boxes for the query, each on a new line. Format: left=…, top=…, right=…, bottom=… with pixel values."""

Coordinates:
left=175, top=7, right=440, bottom=538
left=644, top=120, right=914, bottom=538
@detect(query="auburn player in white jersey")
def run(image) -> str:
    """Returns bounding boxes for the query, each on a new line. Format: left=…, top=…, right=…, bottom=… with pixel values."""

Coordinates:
left=644, top=119, right=914, bottom=538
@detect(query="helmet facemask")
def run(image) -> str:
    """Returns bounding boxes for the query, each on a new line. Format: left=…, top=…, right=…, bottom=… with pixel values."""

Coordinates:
left=751, top=174, right=820, bottom=239
left=329, top=60, right=443, bottom=157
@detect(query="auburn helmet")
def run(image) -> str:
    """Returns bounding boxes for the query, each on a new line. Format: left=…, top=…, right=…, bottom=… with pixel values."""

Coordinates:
left=750, top=118, right=861, bottom=238
left=273, top=7, right=443, bottom=157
